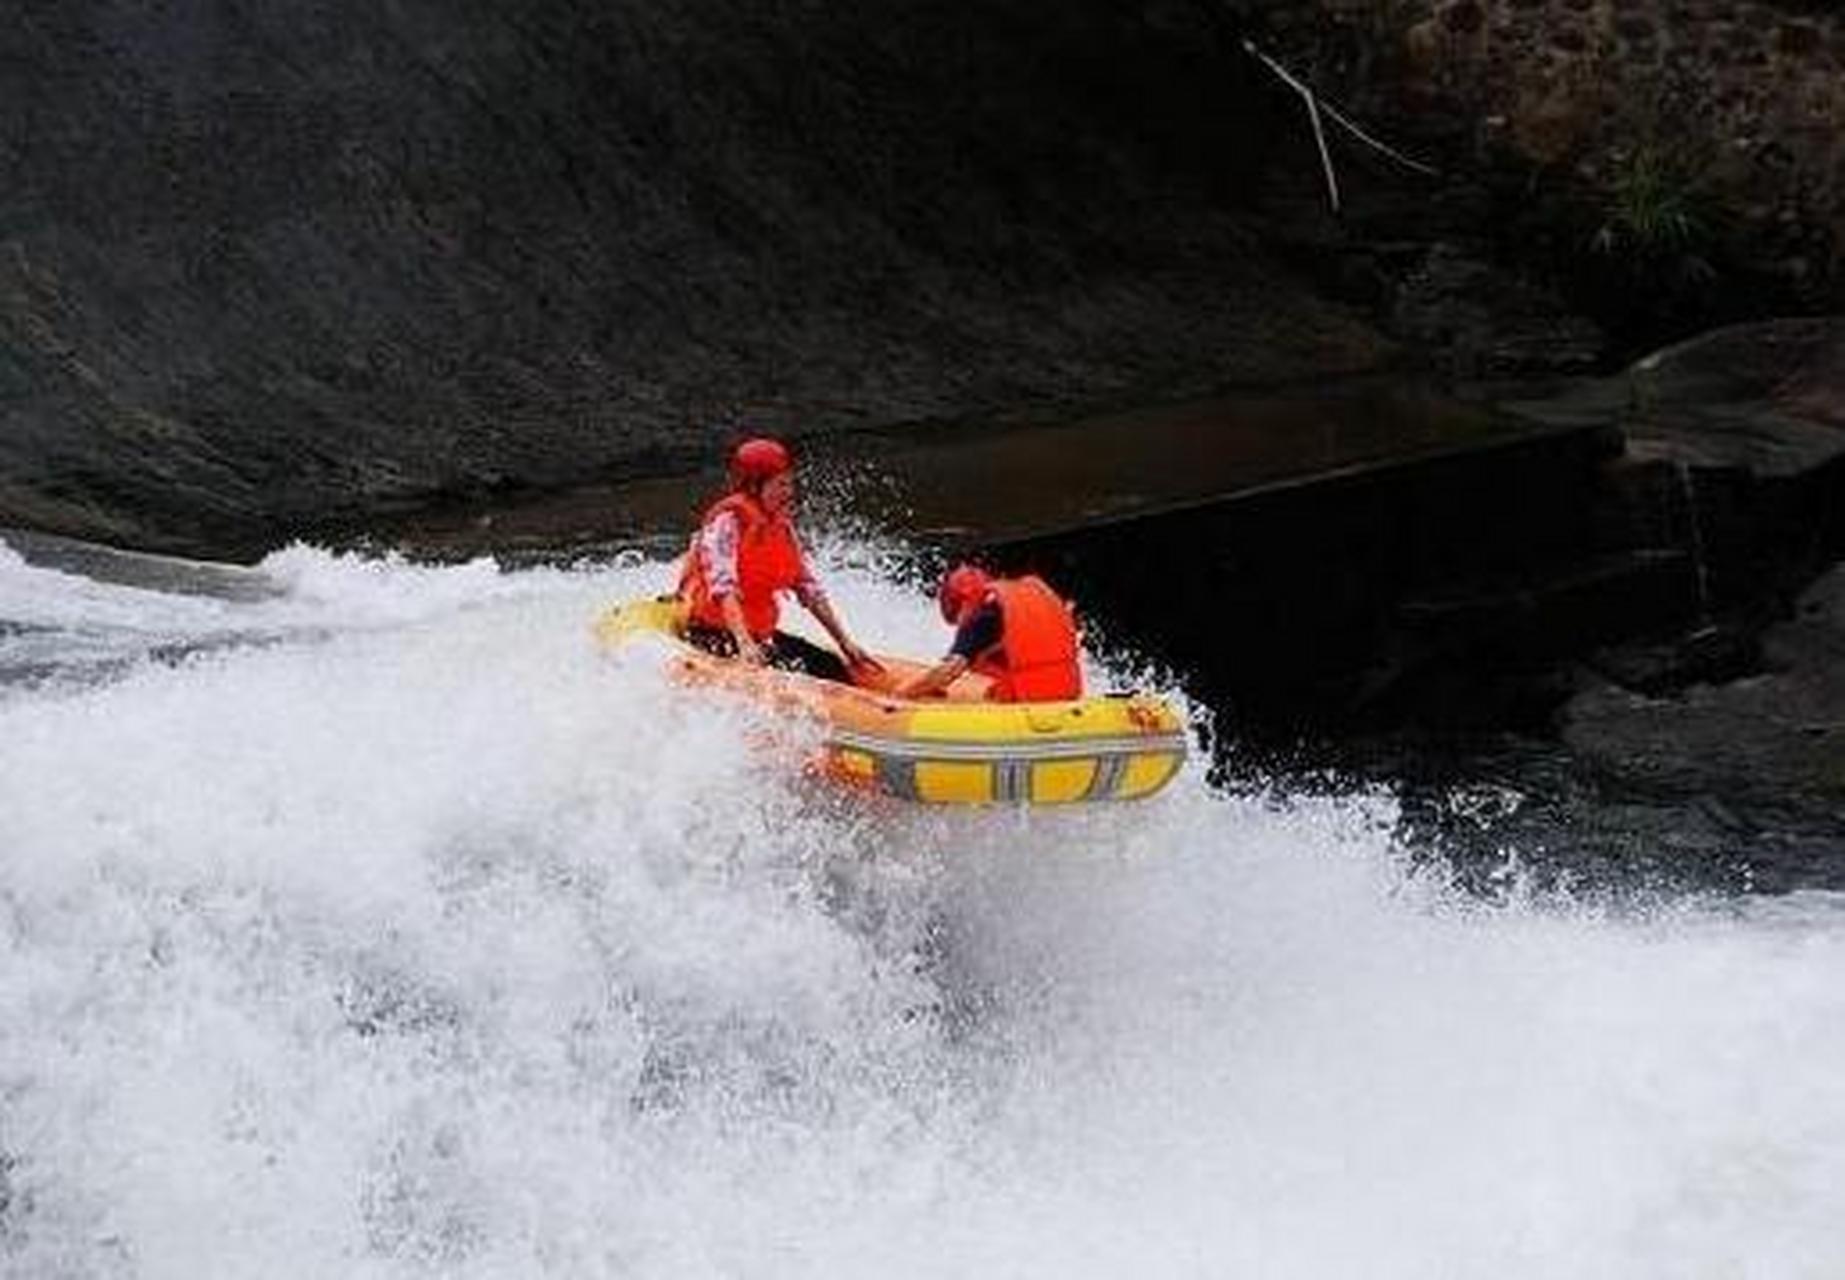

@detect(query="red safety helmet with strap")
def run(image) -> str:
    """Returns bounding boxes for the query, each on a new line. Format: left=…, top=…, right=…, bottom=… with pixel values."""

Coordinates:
left=729, top=437, right=793, bottom=491
left=938, top=563, right=992, bottom=625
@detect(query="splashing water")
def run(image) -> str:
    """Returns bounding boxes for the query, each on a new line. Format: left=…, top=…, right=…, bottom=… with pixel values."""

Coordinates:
left=2, top=536, right=1843, bottom=1278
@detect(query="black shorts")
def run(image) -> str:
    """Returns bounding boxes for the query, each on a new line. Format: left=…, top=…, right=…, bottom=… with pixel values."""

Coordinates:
left=683, top=625, right=851, bottom=683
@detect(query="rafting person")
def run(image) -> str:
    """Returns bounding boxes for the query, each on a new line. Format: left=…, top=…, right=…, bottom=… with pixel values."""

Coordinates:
left=677, top=436, right=878, bottom=683
left=896, top=564, right=1083, bottom=702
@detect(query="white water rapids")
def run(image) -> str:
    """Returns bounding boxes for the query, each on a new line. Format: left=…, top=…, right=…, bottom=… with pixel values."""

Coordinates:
left=2, top=535, right=1843, bottom=1278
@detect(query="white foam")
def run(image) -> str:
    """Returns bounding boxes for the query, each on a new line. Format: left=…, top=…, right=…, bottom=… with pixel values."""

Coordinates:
left=2, top=543, right=1843, bottom=1278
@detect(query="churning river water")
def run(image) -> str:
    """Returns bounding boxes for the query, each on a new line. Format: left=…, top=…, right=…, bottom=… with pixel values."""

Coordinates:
left=2, top=532, right=1843, bottom=1278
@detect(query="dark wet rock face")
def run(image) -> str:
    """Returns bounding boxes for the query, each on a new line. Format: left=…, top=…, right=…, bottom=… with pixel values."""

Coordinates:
left=1507, top=318, right=1845, bottom=614
left=1563, top=566, right=1845, bottom=835
left=1343, top=320, right=1845, bottom=891
left=1539, top=323, right=1845, bottom=859
left=1261, top=0, right=1843, bottom=366
left=1388, top=242, right=1605, bottom=378
left=2, top=0, right=1389, bottom=556
left=1627, top=319, right=1845, bottom=473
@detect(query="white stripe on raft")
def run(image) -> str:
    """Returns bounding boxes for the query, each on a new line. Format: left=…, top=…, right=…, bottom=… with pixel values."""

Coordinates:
left=826, top=728, right=1187, bottom=763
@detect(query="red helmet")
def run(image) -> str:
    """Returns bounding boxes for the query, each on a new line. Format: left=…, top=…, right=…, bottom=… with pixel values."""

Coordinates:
left=729, top=437, right=793, bottom=490
left=938, top=563, right=991, bottom=624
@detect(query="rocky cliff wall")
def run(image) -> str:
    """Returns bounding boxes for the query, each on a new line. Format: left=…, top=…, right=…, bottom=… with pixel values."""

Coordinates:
left=1270, top=0, right=1843, bottom=296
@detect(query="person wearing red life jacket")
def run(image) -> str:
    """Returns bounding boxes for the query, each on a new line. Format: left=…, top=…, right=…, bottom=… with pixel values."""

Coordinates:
left=677, top=437, right=878, bottom=682
left=896, top=563, right=1083, bottom=702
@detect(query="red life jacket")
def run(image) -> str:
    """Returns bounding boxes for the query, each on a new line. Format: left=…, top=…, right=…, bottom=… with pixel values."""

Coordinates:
left=677, top=492, right=806, bottom=639
left=968, top=576, right=1082, bottom=702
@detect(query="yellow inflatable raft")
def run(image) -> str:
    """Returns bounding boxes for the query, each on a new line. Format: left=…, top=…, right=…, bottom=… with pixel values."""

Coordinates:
left=594, top=598, right=1187, bottom=805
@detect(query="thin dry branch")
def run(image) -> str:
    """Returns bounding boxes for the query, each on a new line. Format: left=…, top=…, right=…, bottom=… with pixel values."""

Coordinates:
left=1242, top=39, right=1440, bottom=214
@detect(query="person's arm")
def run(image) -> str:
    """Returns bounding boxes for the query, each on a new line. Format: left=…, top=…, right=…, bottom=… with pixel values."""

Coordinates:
left=897, top=654, right=968, bottom=699
left=897, top=602, right=999, bottom=698
left=790, top=534, right=877, bottom=670
left=720, top=595, right=766, bottom=664
left=798, top=587, right=878, bottom=671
